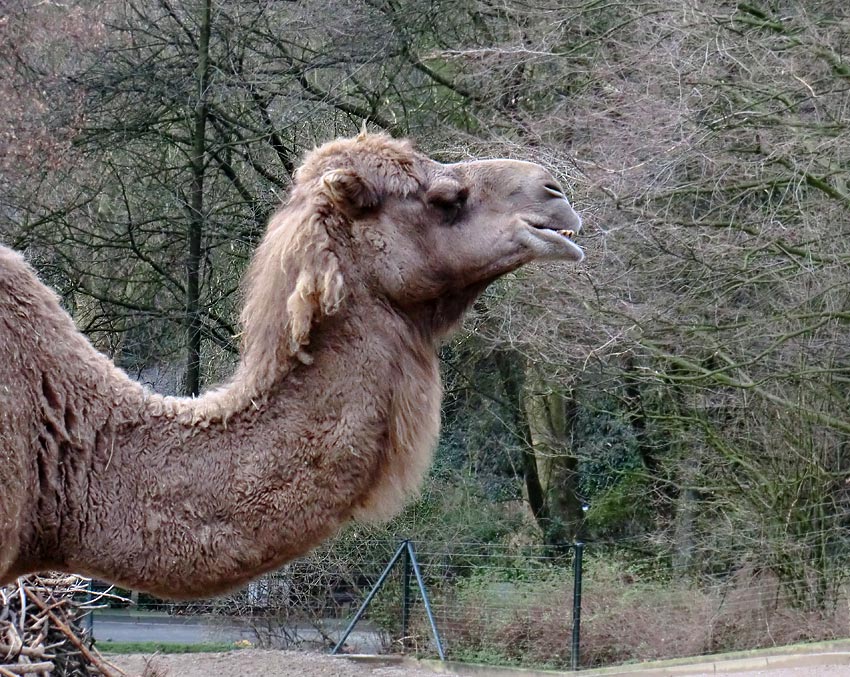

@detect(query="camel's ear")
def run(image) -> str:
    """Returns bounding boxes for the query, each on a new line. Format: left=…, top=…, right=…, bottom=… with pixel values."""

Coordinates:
left=321, top=168, right=380, bottom=214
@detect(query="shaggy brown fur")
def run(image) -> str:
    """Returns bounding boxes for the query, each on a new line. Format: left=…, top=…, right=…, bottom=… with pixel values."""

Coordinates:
left=0, top=133, right=583, bottom=598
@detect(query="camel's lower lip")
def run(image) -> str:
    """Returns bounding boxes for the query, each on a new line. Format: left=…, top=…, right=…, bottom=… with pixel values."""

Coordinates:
left=523, top=222, right=584, bottom=262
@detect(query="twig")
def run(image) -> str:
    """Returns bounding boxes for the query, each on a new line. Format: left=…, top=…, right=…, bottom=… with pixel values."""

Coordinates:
left=0, top=661, right=55, bottom=674
left=26, top=591, right=128, bottom=677
left=0, top=645, right=48, bottom=659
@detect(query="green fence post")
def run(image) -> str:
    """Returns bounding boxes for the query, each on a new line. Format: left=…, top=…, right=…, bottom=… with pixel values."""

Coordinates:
left=571, top=542, right=584, bottom=671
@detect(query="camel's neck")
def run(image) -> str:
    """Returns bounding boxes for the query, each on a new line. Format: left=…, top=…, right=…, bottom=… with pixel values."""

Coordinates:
left=33, top=303, right=441, bottom=598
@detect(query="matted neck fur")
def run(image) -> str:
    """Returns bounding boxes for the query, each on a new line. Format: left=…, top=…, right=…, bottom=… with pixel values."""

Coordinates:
left=0, top=133, right=583, bottom=598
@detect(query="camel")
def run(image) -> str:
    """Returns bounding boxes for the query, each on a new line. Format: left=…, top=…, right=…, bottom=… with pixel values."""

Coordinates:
left=0, top=133, right=583, bottom=599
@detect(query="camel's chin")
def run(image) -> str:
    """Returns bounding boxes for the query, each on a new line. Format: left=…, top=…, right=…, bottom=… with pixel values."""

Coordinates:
left=518, top=226, right=585, bottom=262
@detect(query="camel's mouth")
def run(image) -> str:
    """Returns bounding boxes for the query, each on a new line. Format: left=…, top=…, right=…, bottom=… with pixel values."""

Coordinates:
left=522, top=220, right=585, bottom=262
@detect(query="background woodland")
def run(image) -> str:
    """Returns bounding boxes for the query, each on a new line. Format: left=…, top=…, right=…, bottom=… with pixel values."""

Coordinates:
left=2, top=0, right=849, bottom=664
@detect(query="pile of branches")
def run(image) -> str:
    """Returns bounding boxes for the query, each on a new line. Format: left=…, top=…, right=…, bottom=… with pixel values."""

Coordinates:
left=0, top=574, right=133, bottom=677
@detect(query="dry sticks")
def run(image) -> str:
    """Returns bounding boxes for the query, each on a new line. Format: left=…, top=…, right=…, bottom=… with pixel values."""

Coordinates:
left=0, top=575, right=126, bottom=677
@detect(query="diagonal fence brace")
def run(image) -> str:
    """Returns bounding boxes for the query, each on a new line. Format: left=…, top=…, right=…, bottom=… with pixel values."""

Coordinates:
left=331, top=539, right=445, bottom=660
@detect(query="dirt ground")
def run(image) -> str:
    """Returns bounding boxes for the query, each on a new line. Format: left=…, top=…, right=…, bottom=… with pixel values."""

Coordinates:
left=112, top=650, right=455, bottom=677
left=111, top=650, right=850, bottom=677
left=696, top=666, right=850, bottom=677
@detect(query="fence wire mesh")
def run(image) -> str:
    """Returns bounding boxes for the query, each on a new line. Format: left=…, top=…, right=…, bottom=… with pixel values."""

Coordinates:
left=106, top=532, right=850, bottom=671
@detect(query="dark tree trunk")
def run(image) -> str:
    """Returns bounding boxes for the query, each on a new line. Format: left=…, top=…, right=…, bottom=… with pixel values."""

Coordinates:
left=494, top=350, right=585, bottom=551
left=185, top=0, right=212, bottom=396
left=524, top=371, right=583, bottom=546
left=494, top=349, right=551, bottom=536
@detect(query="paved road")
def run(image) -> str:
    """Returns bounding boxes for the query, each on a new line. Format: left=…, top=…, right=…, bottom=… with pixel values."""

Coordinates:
left=91, top=612, right=383, bottom=652
left=92, top=613, right=256, bottom=644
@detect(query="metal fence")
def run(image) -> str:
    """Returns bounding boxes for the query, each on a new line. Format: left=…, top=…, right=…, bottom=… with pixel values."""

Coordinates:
left=112, top=534, right=850, bottom=671
left=329, top=539, right=584, bottom=669
left=120, top=537, right=586, bottom=667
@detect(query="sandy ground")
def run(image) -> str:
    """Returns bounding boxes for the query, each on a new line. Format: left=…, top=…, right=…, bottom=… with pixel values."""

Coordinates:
left=112, top=650, right=850, bottom=677
left=112, top=650, right=455, bottom=677
left=695, top=667, right=850, bottom=677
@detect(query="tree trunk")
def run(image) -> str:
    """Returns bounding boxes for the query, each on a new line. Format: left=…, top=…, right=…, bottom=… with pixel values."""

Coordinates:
left=185, top=0, right=212, bottom=396
left=495, top=350, right=583, bottom=548
left=672, top=457, right=699, bottom=572
left=524, top=369, right=583, bottom=545
left=624, top=355, right=658, bottom=473
left=494, top=349, right=550, bottom=535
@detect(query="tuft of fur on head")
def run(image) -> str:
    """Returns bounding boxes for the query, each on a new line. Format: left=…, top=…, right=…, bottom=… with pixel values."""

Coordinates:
left=294, top=133, right=424, bottom=206
left=237, top=134, right=422, bottom=393
left=182, top=186, right=347, bottom=426
left=188, top=134, right=426, bottom=424
left=238, top=194, right=346, bottom=392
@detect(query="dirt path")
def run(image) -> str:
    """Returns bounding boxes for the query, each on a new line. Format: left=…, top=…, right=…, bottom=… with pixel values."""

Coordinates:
left=112, top=650, right=850, bottom=677
left=695, top=666, right=850, bottom=677
left=113, top=650, right=454, bottom=677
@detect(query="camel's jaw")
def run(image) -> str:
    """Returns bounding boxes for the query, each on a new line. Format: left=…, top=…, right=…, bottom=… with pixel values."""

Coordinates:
left=519, top=222, right=585, bottom=262
left=516, top=208, right=585, bottom=263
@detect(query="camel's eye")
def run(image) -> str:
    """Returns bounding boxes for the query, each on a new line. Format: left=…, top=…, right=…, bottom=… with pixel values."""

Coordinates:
left=427, top=184, right=468, bottom=224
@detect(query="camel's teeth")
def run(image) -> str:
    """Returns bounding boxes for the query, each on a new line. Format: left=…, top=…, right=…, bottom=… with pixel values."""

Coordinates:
left=559, top=229, right=575, bottom=239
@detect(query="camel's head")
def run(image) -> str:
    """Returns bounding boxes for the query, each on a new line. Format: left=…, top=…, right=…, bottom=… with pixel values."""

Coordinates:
left=244, top=133, right=584, bottom=366
left=288, top=133, right=583, bottom=334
